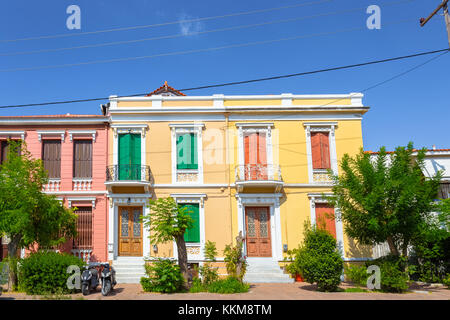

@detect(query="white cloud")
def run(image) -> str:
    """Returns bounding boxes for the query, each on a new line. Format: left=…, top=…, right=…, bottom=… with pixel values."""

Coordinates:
left=178, top=13, right=204, bottom=36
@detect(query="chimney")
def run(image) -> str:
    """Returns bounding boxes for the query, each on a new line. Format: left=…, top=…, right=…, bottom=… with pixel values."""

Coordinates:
left=432, top=145, right=436, bottom=150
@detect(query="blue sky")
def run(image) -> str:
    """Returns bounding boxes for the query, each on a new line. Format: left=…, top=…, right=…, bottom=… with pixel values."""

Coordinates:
left=0, top=0, right=449, bottom=151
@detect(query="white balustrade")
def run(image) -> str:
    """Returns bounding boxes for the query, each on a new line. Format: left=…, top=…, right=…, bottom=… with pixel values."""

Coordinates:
left=71, top=249, right=93, bottom=263
left=42, top=179, right=61, bottom=192
left=72, top=179, right=92, bottom=191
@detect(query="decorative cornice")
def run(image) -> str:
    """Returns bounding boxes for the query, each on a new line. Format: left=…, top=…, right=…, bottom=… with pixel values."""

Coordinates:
left=68, top=130, right=97, bottom=142
left=0, top=131, right=25, bottom=140
left=37, top=130, right=65, bottom=142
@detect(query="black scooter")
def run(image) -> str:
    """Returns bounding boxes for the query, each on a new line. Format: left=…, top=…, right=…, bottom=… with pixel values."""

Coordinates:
left=100, top=262, right=116, bottom=296
left=80, top=262, right=100, bottom=296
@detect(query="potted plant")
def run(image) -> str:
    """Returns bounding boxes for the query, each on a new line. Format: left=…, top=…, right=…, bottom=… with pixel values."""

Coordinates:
left=286, top=262, right=304, bottom=282
left=284, top=248, right=304, bottom=282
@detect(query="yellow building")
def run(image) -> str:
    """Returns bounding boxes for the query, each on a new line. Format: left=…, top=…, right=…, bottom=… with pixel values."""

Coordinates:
left=103, top=82, right=371, bottom=283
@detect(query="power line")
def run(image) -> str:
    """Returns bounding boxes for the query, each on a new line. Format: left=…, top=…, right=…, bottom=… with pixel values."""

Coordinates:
left=0, top=0, right=332, bottom=43
left=0, top=47, right=448, bottom=109
left=226, top=47, right=449, bottom=127
left=0, top=19, right=415, bottom=73
left=0, top=0, right=413, bottom=57
left=0, top=7, right=369, bottom=57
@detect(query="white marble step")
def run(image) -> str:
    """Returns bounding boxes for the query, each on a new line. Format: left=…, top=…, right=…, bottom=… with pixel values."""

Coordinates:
left=244, top=258, right=294, bottom=283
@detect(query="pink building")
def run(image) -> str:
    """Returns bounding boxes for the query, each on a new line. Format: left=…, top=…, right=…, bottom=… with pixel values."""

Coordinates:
left=0, top=115, right=109, bottom=262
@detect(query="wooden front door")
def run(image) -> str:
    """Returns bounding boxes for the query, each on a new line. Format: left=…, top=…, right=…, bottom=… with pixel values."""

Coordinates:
left=118, top=207, right=143, bottom=256
left=245, top=207, right=271, bottom=257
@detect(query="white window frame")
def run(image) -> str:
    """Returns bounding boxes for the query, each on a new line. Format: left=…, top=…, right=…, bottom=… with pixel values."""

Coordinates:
left=169, top=124, right=204, bottom=185
left=236, top=122, right=274, bottom=171
left=111, top=124, right=148, bottom=173
left=308, top=193, right=345, bottom=258
left=303, top=122, right=338, bottom=183
left=171, top=193, right=206, bottom=261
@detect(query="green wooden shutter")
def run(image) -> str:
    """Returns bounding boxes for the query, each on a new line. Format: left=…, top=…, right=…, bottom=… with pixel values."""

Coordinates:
left=177, top=133, right=198, bottom=170
left=183, top=204, right=200, bottom=243
left=118, top=134, right=130, bottom=180
left=119, top=134, right=141, bottom=180
left=177, top=134, right=187, bottom=169
left=191, top=133, right=198, bottom=169
left=131, top=134, right=141, bottom=180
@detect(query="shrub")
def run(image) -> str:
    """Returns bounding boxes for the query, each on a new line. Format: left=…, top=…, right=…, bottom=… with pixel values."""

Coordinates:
left=284, top=247, right=303, bottom=278
left=189, top=277, right=206, bottom=293
left=0, top=261, right=9, bottom=285
left=198, top=241, right=219, bottom=286
left=344, top=264, right=368, bottom=287
left=140, top=277, right=153, bottom=292
left=443, top=274, right=450, bottom=288
left=223, top=234, right=247, bottom=282
left=207, top=277, right=250, bottom=294
left=409, top=226, right=450, bottom=283
left=367, top=255, right=409, bottom=293
left=18, top=251, right=85, bottom=295
left=141, top=258, right=184, bottom=293
left=297, top=225, right=343, bottom=292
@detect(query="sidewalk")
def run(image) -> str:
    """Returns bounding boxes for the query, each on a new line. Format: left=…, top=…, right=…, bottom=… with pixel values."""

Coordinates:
left=1, top=282, right=449, bottom=300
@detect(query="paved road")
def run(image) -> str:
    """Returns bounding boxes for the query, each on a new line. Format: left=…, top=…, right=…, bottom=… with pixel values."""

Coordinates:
left=1, top=282, right=449, bottom=300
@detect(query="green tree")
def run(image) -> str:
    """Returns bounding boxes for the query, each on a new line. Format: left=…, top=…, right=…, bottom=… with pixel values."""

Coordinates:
left=142, top=197, right=193, bottom=288
left=329, top=142, right=441, bottom=258
left=0, top=140, right=77, bottom=291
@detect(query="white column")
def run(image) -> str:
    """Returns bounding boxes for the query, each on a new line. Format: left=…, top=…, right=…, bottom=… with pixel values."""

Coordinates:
left=108, top=199, right=115, bottom=260
left=143, top=204, right=151, bottom=258
left=309, top=197, right=316, bottom=226
left=329, top=125, right=339, bottom=175
left=113, top=131, right=118, bottom=166
left=113, top=205, right=119, bottom=259
left=141, top=131, right=146, bottom=181
left=304, top=126, right=313, bottom=183
left=334, top=208, right=345, bottom=258
left=171, top=128, right=177, bottom=184
left=197, top=128, right=204, bottom=184
left=274, top=200, right=283, bottom=261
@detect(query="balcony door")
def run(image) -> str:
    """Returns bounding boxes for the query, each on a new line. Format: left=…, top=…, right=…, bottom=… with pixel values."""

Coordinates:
left=118, top=133, right=141, bottom=180
left=244, top=132, right=267, bottom=180
left=118, top=207, right=143, bottom=256
left=245, top=207, right=271, bottom=257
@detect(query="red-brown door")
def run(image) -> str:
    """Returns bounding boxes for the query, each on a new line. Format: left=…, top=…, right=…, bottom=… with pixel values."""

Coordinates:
left=118, top=207, right=143, bottom=256
left=245, top=207, right=271, bottom=257
left=315, top=203, right=336, bottom=239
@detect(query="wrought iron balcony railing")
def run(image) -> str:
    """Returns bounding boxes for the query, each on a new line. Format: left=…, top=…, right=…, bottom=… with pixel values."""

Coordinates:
left=235, top=164, right=282, bottom=182
left=106, top=164, right=152, bottom=182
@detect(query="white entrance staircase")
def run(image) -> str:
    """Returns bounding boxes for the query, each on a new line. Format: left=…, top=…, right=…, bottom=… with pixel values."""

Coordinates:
left=112, top=257, right=146, bottom=284
left=244, top=258, right=294, bottom=283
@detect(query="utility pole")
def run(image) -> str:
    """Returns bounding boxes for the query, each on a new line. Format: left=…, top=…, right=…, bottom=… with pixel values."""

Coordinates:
left=420, top=0, right=450, bottom=48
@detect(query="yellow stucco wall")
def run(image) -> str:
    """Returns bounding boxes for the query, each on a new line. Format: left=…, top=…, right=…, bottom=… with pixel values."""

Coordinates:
left=110, top=96, right=370, bottom=262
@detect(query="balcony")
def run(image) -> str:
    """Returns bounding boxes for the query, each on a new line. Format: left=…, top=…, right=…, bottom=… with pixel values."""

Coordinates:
left=105, top=165, right=153, bottom=192
left=42, top=179, right=61, bottom=192
left=235, top=164, right=283, bottom=193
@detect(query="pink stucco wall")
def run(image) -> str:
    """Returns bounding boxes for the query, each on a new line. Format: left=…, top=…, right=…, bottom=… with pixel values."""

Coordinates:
left=0, top=118, right=109, bottom=262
